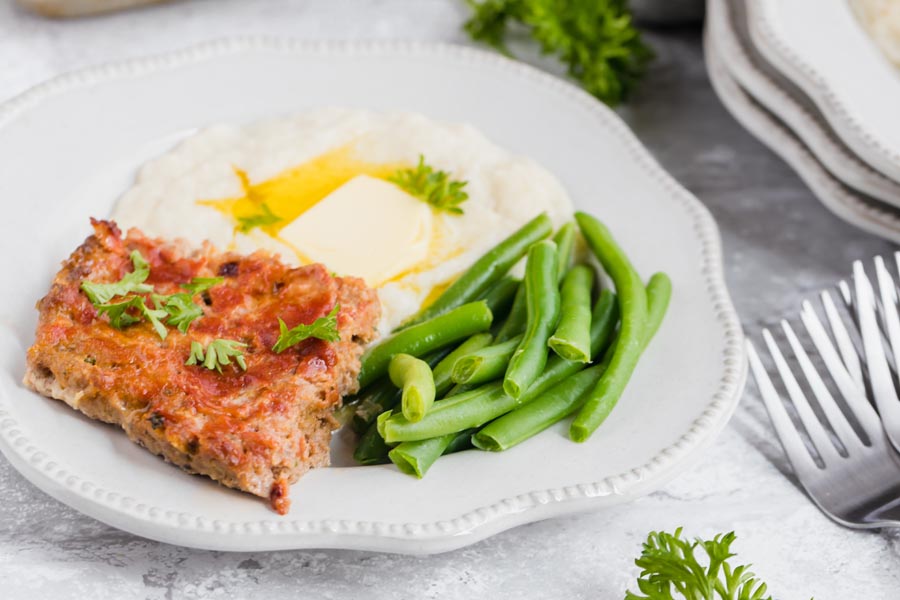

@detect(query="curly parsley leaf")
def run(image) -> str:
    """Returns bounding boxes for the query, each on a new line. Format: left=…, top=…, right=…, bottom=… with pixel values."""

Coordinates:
left=97, top=296, right=169, bottom=340
left=186, top=341, right=205, bottom=366
left=140, top=302, right=169, bottom=340
left=182, top=277, right=223, bottom=295
left=388, top=156, right=469, bottom=215
left=159, top=293, right=204, bottom=334
left=464, top=0, right=652, bottom=106
left=82, top=253, right=223, bottom=337
left=185, top=339, right=247, bottom=373
left=80, top=250, right=153, bottom=304
left=625, top=529, right=774, bottom=600
left=236, top=203, right=281, bottom=234
left=272, top=305, right=341, bottom=353
left=96, top=297, right=143, bottom=329
left=148, top=278, right=221, bottom=334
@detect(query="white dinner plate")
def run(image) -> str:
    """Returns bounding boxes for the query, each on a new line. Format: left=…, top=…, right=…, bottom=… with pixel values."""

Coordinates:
left=746, top=0, right=900, bottom=183
left=0, top=39, right=745, bottom=554
left=706, top=28, right=900, bottom=244
left=714, top=0, right=900, bottom=208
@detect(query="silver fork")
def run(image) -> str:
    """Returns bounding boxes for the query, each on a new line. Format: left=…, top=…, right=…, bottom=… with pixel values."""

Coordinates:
left=747, top=268, right=900, bottom=527
left=832, top=257, right=900, bottom=451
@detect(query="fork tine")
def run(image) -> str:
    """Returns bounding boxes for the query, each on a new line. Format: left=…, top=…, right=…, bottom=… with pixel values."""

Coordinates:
left=895, top=250, right=900, bottom=292
left=820, top=290, right=864, bottom=390
left=801, top=300, right=884, bottom=444
left=875, top=256, right=900, bottom=377
left=839, top=277, right=899, bottom=377
left=785, top=314, right=867, bottom=452
left=839, top=279, right=852, bottom=306
left=894, top=250, right=900, bottom=295
left=747, top=340, right=820, bottom=476
left=853, top=261, right=900, bottom=449
left=763, top=328, right=843, bottom=465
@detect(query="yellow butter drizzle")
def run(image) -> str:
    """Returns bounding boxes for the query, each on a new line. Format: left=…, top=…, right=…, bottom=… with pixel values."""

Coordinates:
left=198, top=144, right=405, bottom=237
left=196, top=144, right=463, bottom=311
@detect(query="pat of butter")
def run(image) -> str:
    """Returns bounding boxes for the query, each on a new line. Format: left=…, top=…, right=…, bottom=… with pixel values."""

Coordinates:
left=279, top=174, right=432, bottom=286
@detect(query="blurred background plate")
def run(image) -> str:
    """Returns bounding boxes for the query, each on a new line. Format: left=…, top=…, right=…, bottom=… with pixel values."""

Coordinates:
left=711, top=0, right=900, bottom=208
left=746, top=0, right=900, bottom=183
left=705, top=29, right=900, bottom=244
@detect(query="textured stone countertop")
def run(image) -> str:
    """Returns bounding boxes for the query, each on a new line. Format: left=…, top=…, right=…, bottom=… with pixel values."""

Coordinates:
left=1, top=1, right=898, bottom=598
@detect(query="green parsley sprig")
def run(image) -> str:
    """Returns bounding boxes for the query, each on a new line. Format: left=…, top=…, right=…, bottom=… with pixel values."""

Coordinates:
left=272, top=305, right=341, bottom=353
left=154, top=293, right=203, bottom=334
left=626, top=529, right=775, bottom=600
left=96, top=296, right=168, bottom=339
left=80, top=250, right=153, bottom=304
left=181, top=277, right=224, bottom=295
left=464, top=0, right=652, bottom=106
left=152, top=277, right=223, bottom=334
left=81, top=251, right=222, bottom=338
left=186, top=339, right=248, bottom=373
left=389, top=156, right=469, bottom=215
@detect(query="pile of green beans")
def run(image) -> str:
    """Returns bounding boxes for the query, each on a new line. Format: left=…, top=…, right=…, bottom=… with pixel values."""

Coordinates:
left=346, top=211, right=671, bottom=477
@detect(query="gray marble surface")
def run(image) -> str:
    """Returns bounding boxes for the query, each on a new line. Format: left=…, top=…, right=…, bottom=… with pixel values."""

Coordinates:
left=2, top=1, right=899, bottom=598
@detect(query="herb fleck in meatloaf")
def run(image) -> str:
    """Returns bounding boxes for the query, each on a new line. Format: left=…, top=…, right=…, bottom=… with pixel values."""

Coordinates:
left=24, top=219, right=380, bottom=514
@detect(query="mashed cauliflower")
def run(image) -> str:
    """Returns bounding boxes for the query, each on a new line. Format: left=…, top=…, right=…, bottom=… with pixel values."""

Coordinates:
left=112, top=109, right=574, bottom=333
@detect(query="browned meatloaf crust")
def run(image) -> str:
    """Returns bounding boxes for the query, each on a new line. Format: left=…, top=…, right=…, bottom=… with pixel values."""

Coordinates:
left=23, top=219, right=380, bottom=514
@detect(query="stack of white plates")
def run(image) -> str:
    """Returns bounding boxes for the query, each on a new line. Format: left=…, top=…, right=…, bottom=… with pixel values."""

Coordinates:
left=705, top=0, right=900, bottom=241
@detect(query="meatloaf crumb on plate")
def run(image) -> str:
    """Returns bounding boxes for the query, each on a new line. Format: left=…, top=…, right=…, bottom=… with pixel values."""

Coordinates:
left=24, top=219, right=380, bottom=514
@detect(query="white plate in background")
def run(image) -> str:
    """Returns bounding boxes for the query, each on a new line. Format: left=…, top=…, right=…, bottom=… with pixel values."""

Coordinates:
left=714, top=0, right=900, bottom=207
left=706, top=27, right=900, bottom=244
left=746, top=0, right=900, bottom=182
left=0, top=40, right=745, bottom=554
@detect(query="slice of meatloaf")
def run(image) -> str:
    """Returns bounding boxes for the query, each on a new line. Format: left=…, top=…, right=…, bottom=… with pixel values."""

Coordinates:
left=24, top=219, right=380, bottom=514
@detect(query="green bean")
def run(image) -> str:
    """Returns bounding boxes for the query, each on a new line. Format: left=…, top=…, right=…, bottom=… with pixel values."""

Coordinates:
left=431, top=333, right=493, bottom=396
left=553, top=222, right=577, bottom=283
left=380, top=291, right=618, bottom=443
left=451, top=335, right=522, bottom=385
left=351, top=344, right=465, bottom=463
left=641, top=273, right=672, bottom=350
left=494, top=285, right=527, bottom=342
left=525, top=289, right=618, bottom=397
left=358, top=301, right=493, bottom=389
left=398, top=213, right=553, bottom=328
left=570, top=271, right=671, bottom=442
left=353, top=421, right=393, bottom=465
left=379, top=292, right=618, bottom=443
left=389, top=354, right=436, bottom=422
left=444, top=429, right=475, bottom=454
left=349, top=347, right=452, bottom=433
left=481, top=276, right=520, bottom=323
left=503, top=240, right=560, bottom=398
left=548, top=265, right=594, bottom=363
left=472, top=365, right=603, bottom=451
left=446, top=383, right=473, bottom=397
left=388, top=428, right=476, bottom=478
left=380, top=383, right=506, bottom=443
left=349, top=378, right=399, bottom=434
left=587, top=290, right=619, bottom=357
left=496, top=228, right=576, bottom=345
left=389, top=435, right=452, bottom=477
